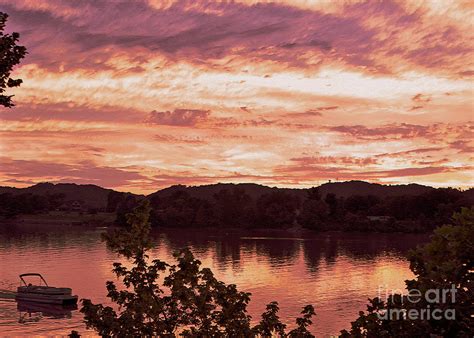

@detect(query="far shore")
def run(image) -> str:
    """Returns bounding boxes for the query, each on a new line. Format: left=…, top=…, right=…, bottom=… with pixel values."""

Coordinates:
left=1, top=213, right=434, bottom=237
left=1, top=211, right=116, bottom=227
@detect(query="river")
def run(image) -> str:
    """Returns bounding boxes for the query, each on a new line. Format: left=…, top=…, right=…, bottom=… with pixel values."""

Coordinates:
left=0, top=224, right=428, bottom=336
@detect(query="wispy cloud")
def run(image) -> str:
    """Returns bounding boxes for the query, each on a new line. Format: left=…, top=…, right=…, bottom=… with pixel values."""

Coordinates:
left=146, top=109, right=210, bottom=127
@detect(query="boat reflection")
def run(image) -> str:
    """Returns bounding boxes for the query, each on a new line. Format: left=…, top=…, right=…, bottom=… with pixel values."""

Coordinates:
left=17, top=300, right=77, bottom=324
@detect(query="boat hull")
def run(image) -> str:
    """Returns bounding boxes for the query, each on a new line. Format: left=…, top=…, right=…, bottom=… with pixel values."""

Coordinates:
left=15, top=293, right=78, bottom=305
left=16, top=286, right=78, bottom=305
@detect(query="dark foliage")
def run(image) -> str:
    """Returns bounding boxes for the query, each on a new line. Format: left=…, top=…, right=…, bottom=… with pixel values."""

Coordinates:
left=2, top=182, right=472, bottom=234
left=0, top=12, right=26, bottom=107
left=143, top=185, right=472, bottom=233
left=0, top=192, right=65, bottom=218
left=256, top=191, right=299, bottom=228
left=115, top=194, right=141, bottom=226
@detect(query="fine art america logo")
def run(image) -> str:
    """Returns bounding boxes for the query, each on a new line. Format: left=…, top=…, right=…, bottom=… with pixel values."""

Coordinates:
left=377, top=284, right=457, bottom=320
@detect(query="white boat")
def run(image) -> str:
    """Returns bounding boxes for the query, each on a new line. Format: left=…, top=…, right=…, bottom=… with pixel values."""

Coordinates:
left=15, top=273, right=78, bottom=305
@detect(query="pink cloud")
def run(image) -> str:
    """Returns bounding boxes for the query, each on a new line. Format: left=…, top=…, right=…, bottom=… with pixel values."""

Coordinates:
left=376, top=147, right=443, bottom=158
left=0, top=157, right=148, bottom=188
left=146, top=109, right=210, bottom=126
left=0, top=102, right=146, bottom=122
left=283, top=106, right=338, bottom=118
left=290, top=156, right=378, bottom=166
left=450, top=140, right=474, bottom=153
left=2, top=1, right=471, bottom=76
left=154, top=134, right=206, bottom=145
left=412, top=93, right=432, bottom=103
left=327, top=123, right=433, bottom=140
left=274, top=162, right=468, bottom=182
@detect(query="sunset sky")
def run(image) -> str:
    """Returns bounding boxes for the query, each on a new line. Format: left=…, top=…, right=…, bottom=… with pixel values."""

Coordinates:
left=0, top=0, right=472, bottom=194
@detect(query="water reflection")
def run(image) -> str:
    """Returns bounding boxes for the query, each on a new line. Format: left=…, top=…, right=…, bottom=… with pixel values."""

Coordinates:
left=17, top=301, right=77, bottom=323
left=0, top=225, right=428, bottom=336
left=153, top=229, right=427, bottom=273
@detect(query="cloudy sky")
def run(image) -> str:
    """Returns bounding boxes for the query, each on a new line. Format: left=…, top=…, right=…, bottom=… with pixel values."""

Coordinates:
left=0, top=0, right=472, bottom=193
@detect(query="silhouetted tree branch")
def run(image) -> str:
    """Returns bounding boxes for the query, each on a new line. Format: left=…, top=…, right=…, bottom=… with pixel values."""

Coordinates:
left=0, top=12, right=26, bottom=108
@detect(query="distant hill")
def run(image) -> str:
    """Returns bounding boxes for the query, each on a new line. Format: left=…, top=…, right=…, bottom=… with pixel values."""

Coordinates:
left=0, top=183, right=116, bottom=209
left=0, top=181, right=467, bottom=209
left=318, top=180, right=434, bottom=198
left=148, top=183, right=305, bottom=201
left=148, top=181, right=435, bottom=201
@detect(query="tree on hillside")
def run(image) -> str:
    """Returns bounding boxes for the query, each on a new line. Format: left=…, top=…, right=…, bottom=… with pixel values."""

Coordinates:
left=256, top=191, right=299, bottom=228
left=81, top=201, right=316, bottom=337
left=0, top=12, right=26, bottom=108
left=213, top=188, right=255, bottom=227
left=344, top=195, right=380, bottom=215
left=324, top=193, right=338, bottom=216
left=297, top=188, right=329, bottom=231
left=149, top=190, right=213, bottom=228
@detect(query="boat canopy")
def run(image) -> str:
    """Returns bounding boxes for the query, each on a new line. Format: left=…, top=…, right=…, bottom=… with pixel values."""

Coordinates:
left=19, top=273, right=49, bottom=287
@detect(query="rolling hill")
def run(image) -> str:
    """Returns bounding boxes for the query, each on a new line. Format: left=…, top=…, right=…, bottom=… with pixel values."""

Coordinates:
left=148, top=180, right=435, bottom=201
left=0, top=182, right=116, bottom=209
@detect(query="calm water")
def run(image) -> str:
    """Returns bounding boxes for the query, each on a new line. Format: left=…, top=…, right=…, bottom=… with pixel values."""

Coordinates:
left=0, top=224, right=428, bottom=337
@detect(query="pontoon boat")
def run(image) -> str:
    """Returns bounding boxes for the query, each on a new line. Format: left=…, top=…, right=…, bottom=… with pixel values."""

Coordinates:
left=15, top=273, right=78, bottom=305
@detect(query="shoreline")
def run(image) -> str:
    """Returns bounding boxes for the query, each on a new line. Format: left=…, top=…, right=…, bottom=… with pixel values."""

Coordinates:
left=1, top=215, right=434, bottom=236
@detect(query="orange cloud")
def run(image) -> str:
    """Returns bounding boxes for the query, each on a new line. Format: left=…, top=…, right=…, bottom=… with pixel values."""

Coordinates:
left=147, top=109, right=211, bottom=127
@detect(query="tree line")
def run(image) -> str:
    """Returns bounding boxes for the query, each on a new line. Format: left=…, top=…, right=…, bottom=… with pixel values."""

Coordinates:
left=108, top=186, right=473, bottom=233
left=1, top=185, right=471, bottom=234
left=0, top=192, right=67, bottom=218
